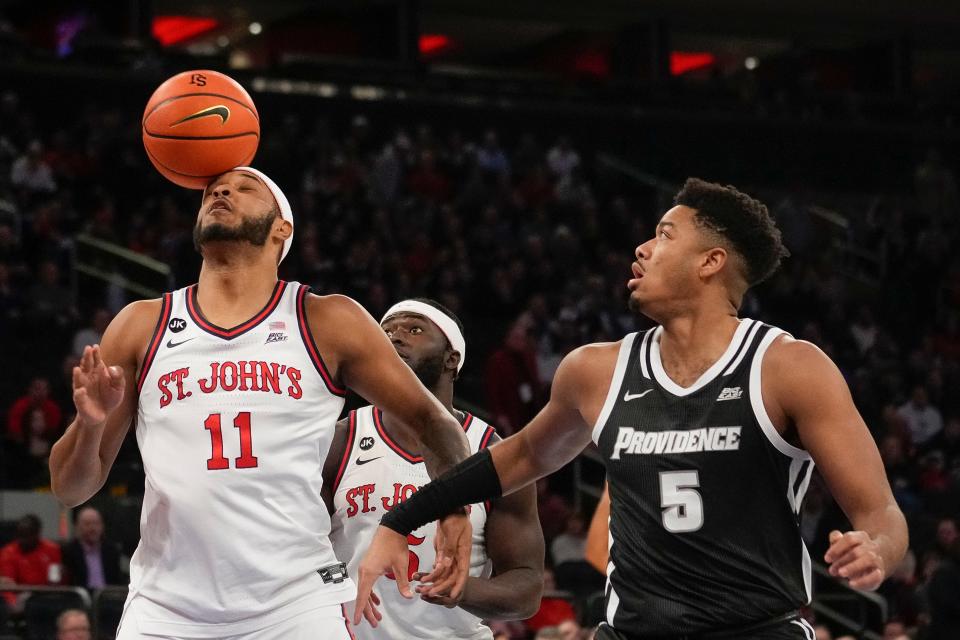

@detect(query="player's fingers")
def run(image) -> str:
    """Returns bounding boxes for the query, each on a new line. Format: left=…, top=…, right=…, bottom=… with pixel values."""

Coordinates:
left=848, top=568, right=884, bottom=591
left=394, top=561, right=413, bottom=599
left=108, top=365, right=125, bottom=388
left=836, top=554, right=881, bottom=580
left=92, top=344, right=104, bottom=369
left=80, top=346, right=93, bottom=372
left=371, top=590, right=380, bottom=606
left=352, top=570, right=377, bottom=625
left=824, top=531, right=862, bottom=563
left=72, top=366, right=83, bottom=389
left=419, top=554, right=452, bottom=586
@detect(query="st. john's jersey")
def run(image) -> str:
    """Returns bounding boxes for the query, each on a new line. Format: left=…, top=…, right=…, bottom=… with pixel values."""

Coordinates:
left=128, top=281, right=354, bottom=637
left=592, top=319, right=814, bottom=635
left=329, top=405, right=497, bottom=640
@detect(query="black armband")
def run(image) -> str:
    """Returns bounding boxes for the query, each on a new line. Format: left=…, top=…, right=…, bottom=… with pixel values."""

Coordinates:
left=380, top=448, right=503, bottom=536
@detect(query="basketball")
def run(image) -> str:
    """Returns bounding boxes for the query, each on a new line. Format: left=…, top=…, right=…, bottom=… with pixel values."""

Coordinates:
left=142, top=70, right=260, bottom=189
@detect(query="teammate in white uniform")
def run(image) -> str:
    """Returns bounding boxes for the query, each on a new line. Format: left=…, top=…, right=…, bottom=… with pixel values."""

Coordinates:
left=325, top=299, right=543, bottom=639
left=49, top=169, right=475, bottom=639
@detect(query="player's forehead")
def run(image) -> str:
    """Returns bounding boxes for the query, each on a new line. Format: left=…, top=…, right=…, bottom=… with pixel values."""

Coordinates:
left=382, top=312, right=437, bottom=333
left=657, top=205, right=696, bottom=230
left=203, top=170, right=266, bottom=196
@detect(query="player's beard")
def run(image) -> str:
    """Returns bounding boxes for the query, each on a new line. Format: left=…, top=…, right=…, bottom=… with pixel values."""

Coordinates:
left=193, top=209, right=275, bottom=252
left=410, top=350, right=445, bottom=390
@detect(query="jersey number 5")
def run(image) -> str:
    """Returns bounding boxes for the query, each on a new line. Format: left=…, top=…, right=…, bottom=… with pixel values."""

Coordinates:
left=659, top=470, right=703, bottom=532
left=204, top=412, right=259, bottom=470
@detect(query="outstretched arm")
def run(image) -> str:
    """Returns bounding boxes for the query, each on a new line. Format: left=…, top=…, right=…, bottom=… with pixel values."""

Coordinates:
left=50, top=300, right=159, bottom=507
left=766, top=337, right=908, bottom=590
left=418, top=435, right=545, bottom=620
left=353, top=342, right=617, bottom=623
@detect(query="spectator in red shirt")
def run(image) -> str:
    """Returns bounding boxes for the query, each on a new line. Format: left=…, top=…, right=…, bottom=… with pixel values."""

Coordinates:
left=0, top=514, right=63, bottom=609
left=6, top=376, right=63, bottom=457
left=524, top=568, right=577, bottom=634
left=485, top=314, right=543, bottom=436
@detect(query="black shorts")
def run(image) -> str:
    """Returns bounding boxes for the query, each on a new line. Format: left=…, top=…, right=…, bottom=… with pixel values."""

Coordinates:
left=595, top=612, right=816, bottom=640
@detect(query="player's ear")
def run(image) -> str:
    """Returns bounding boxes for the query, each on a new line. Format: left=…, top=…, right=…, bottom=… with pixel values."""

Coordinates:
left=699, top=247, right=727, bottom=279
left=445, top=349, right=461, bottom=375
left=275, top=219, right=293, bottom=241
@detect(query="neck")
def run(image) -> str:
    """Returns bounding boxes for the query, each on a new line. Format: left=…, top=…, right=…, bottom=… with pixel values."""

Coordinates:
left=657, top=298, right=740, bottom=365
left=196, top=249, right=279, bottom=325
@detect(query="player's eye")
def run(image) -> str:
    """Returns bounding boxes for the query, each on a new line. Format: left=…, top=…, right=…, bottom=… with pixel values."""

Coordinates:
left=410, top=327, right=423, bottom=335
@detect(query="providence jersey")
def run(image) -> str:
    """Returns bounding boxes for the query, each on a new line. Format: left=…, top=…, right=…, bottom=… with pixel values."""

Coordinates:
left=127, top=281, right=354, bottom=637
left=329, top=406, right=497, bottom=640
left=593, top=319, right=813, bottom=635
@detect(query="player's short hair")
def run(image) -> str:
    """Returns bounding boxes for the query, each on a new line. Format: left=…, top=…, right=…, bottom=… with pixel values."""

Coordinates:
left=674, top=178, right=788, bottom=286
left=408, top=297, right=465, bottom=342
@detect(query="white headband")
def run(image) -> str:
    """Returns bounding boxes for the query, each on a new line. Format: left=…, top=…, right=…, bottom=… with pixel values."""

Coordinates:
left=381, top=300, right=466, bottom=373
left=233, top=166, right=294, bottom=263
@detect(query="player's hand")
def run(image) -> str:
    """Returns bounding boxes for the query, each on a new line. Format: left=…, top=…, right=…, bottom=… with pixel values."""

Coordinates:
left=356, top=590, right=382, bottom=627
left=824, top=530, right=886, bottom=590
left=418, top=511, right=472, bottom=599
left=413, top=571, right=464, bottom=608
left=353, top=526, right=413, bottom=625
left=73, top=345, right=124, bottom=427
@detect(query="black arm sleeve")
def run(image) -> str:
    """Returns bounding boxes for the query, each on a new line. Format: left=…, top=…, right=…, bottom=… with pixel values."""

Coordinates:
left=380, top=448, right=503, bottom=536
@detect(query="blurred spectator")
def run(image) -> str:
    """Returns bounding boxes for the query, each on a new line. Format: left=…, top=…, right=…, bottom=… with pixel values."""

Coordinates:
left=6, top=376, right=62, bottom=456
left=0, top=514, right=62, bottom=608
left=926, top=539, right=960, bottom=640
left=525, top=568, right=576, bottom=634
left=71, top=308, right=111, bottom=357
left=27, top=260, right=75, bottom=326
left=534, top=628, right=562, bottom=640
left=476, top=130, right=509, bottom=176
left=813, top=624, right=832, bottom=640
left=934, top=518, right=957, bottom=559
left=551, top=513, right=605, bottom=596
left=881, top=620, right=907, bottom=640
left=62, top=506, right=123, bottom=591
left=546, top=137, right=580, bottom=179
left=557, top=619, right=581, bottom=640
left=485, top=314, right=542, bottom=436
left=10, top=139, right=55, bottom=193
left=56, top=608, right=92, bottom=640
left=897, top=385, right=943, bottom=447
left=879, top=550, right=922, bottom=626
left=849, top=305, right=878, bottom=356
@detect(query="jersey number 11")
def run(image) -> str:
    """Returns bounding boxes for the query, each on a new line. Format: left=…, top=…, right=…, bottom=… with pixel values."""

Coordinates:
left=204, top=412, right=259, bottom=470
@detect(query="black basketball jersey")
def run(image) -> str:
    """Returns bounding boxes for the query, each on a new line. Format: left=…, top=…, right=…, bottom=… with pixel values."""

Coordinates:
left=593, top=319, right=814, bottom=635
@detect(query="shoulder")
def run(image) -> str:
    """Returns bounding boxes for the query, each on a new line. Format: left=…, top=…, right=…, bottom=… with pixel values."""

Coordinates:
left=556, top=340, right=625, bottom=382
left=41, top=539, right=61, bottom=552
left=763, top=334, right=839, bottom=380
left=102, top=298, right=166, bottom=363
left=303, top=292, right=368, bottom=322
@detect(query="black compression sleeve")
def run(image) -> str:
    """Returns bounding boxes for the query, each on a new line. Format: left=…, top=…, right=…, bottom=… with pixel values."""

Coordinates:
left=380, top=448, right=503, bottom=536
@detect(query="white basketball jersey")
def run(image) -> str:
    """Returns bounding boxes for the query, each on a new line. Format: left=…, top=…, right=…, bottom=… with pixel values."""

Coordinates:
left=329, top=405, right=497, bottom=640
left=127, top=281, right=354, bottom=637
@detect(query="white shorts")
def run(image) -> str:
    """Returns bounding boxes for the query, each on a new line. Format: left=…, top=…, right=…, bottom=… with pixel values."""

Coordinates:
left=116, top=601, right=355, bottom=640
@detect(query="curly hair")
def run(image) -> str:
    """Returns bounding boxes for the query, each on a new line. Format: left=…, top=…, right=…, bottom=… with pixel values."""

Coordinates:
left=674, top=178, right=788, bottom=285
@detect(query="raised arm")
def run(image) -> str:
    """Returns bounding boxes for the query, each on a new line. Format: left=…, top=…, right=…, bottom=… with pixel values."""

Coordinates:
left=765, top=336, right=908, bottom=590
left=49, top=299, right=161, bottom=507
left=418, top=435, right=545, bottom=620
left=353, top=342, right=617, bottom=623
left=307, top=294, right=469, bottom=477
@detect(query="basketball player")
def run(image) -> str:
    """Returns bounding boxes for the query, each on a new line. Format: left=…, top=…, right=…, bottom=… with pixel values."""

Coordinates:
left=356, top=178, right=909, bottom=639
left=49, top=168, right=474, bottom=639
left=324, top=298, right=544, bottom=638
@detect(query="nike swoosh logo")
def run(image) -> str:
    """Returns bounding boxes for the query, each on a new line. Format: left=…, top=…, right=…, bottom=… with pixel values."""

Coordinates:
left=166, top=337, right=196, bottom=348
left=170, top=105, right=230, bottom=127
left=623, top=389, right=653, bottom=401
left=356, top=457, right=382, bottom=466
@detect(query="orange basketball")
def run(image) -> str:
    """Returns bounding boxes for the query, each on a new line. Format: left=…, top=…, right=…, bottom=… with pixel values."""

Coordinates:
left=142, top=70, right=260, bottom=189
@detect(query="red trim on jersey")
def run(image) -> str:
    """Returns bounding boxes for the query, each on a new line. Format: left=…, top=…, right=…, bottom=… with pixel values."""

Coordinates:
left=186, top=280, right=286, bottom=339
left=479, top=425, right=496, bottom=450
left=332, top=410, right=357, bottom=494
left=340, top=604, right=356, bottom=640
left=136, top=292, right=172, bottom=394
left=373, top=408, right=474, bottom=465
left=373, top=407, right=423, bottom=463
left=295, top=285, right=347, bottom=397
